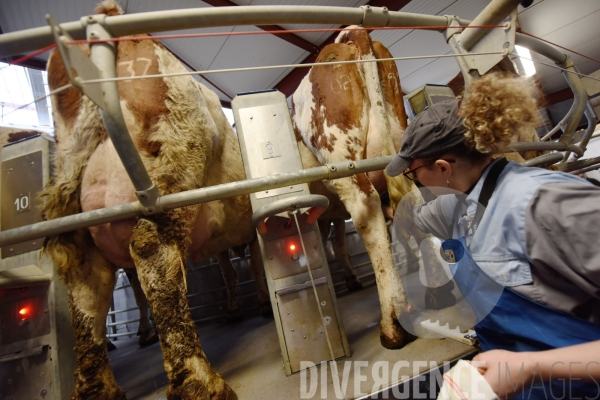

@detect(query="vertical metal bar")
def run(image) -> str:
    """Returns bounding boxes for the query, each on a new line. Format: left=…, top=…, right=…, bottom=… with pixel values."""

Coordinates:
left=86, top=23, right=161, bottom=213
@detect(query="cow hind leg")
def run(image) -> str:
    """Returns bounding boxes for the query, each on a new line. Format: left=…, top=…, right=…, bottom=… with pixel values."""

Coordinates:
left=125, top=269, right=159, bottom=346
left=332, top=218, right=363, bottom=291
left=58, top=236, right=126, bottom=399
left=130, top=211, right=236, bottom=400
left=216, top=251, right=243, bottom=322
left=328, top=175, right=415, bottom=349
left=248, top=238, right=272, bottom=317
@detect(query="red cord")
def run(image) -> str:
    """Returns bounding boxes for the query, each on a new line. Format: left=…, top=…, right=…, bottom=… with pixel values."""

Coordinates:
left=8, top=44, right=56, bottom=66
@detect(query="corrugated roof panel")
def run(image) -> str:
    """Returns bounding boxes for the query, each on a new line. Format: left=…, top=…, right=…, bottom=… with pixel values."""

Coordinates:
left=518, top=0, right=600, bottom=38
left=526, top=9, right=600, bottom=53
left=400, top=56, right=460, bottom=93
left=518, top=0, right=543, bottom=14
left=202, top=25, right=308, bottom=97
left=441, top=0, right=488, bottom=21
left=0, top=0, right=98, bottom=33
left=371, top=0, right=454, bottom=56
left=275, top=0, right=369, bottom=46
left=401, top=0, right=456, bottom=16
left=370, top=28, right=412, bottom=48
left=386, top=29, right=451, bottom=78
left=128, top=0, right=212, bottom=18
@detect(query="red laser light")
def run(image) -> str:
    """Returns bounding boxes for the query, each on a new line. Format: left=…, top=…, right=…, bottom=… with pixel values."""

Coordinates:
left=290, top=244, right=296, bottom=251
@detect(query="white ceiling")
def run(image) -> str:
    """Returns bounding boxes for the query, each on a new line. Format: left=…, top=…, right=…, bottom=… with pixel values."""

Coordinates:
left=1, top=0, right=599, bottom=110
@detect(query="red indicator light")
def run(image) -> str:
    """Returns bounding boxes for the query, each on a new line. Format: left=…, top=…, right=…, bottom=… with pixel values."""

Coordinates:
left=290, top=244, right=296, bottom=251
left=19, top=306, right=31, bottom=321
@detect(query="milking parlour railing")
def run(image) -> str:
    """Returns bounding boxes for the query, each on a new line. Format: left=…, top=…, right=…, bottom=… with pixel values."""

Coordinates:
left=0, top=0, right=598, bottom=246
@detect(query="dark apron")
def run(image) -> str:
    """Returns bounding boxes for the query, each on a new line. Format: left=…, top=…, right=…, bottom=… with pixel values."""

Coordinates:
left=441, top=158, right=600, bottom=399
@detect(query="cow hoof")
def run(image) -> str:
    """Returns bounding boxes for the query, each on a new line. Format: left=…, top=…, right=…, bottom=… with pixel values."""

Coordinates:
left=211, top=383, right=238, bottom=400
left=168, top=380, right=237, bottom=400
left=424, top=281, right=456, bottom=310
left=380, top=329, right=417, bottom=349
left=379, top=317, right=417, bottom=349
left=226, top=308, right=243, bottom=322
left=70, top=386, right=126, bottom=400
left=345, top=278, right=363, bottom=291
left=138, top=329, right=159, bottom=347
left=260, top=302, right=273, bottom=318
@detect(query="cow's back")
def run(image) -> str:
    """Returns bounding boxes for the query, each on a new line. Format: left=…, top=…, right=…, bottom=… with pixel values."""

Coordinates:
left=292, top=28, right=412, bottom=201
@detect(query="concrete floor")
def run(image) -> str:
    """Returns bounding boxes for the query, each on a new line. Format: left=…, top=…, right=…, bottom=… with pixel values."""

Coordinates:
left=109, top=280, right=477, bottom=400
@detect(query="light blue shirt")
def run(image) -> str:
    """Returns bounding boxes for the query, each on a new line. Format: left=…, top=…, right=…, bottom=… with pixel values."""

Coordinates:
left=415, top=159, right=585, bottom=287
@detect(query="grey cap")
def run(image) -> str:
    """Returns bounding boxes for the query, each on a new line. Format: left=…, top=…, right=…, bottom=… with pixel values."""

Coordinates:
left=385, top=99, right=467, bottom=177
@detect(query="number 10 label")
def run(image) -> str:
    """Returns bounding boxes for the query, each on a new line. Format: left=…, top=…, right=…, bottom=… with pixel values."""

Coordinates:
left=14, top=193, right=30, bottom=213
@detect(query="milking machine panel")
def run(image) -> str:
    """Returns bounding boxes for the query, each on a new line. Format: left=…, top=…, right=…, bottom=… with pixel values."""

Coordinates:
left=0, top=135, right=75, bottom=400
left=403, top=84, right=456, bottom=121
left=233, top=90, right=350, bottom=375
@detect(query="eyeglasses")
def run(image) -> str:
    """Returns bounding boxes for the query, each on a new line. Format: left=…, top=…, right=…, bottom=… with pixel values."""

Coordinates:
left=402, top=159, right=456, bottom=181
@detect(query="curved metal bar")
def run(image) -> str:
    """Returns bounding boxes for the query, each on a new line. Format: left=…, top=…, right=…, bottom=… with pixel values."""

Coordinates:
left=515, top=32, right=567, bottom=64
left=252, top=195, right=329, bottom=235
left=557, top=63, right=588, bottom=155
left=540, top=104, right=573, bottom=141
left=516, top=33, right=588, bottom=160
left=498, top=141, right=584, bottom=157
left=0, top=6, right=452, bottom=58
left=523, top=152, right=564, bottom=168
left=574, top=103, right=599, bottom=155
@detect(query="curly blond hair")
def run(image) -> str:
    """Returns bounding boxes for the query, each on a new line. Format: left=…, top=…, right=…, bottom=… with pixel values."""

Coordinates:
left=460, top=72, right=542, bottom=157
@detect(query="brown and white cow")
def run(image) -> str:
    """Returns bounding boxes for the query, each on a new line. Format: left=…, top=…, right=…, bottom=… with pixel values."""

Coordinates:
left=41, top=1, right=254, bottom=398
left=292, top=27, right=424, bottom=348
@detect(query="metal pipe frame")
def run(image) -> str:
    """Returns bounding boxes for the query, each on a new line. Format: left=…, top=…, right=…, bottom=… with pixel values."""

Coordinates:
left=515, top=32, right=588, bottom=147
left=523, top=152, right=564, bottom=168
left=0, top=156, right=392, bottom=248
left=457, top=0, right=522, bottom=52
left=572, top=98, right=599, bottom=155
left=570, top=164, right=600, bottom=176
left=0, top=6, right=456, bottom=58
left=554, top=156, right=600, bottom=173
left=540, top=109, right=572, bottom=141
left=515, top=33, right=593, bottom=164
left=557, top=62, right=589, bottom=153
left=0, top=4, right=597, bottom=248
left=498, top=141, right=584, bottom=157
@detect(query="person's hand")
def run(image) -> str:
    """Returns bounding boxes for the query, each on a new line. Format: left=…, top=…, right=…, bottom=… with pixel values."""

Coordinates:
left=472, top=350, right=536, bottom=399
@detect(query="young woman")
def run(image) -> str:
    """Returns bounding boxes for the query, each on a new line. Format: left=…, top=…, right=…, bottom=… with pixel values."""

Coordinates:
left=386, top=73, right=600, bottom=399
